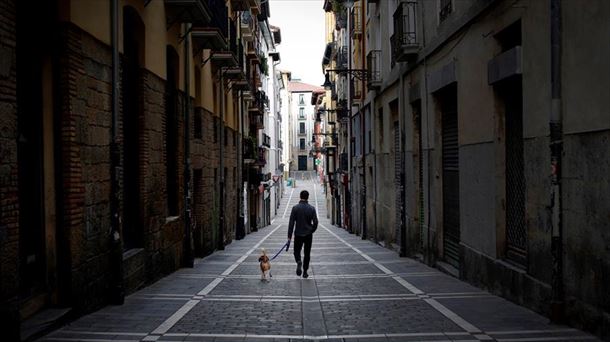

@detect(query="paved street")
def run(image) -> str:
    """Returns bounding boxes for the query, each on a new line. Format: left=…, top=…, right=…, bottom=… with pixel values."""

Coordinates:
left=39, top=172, right=598, bottom=342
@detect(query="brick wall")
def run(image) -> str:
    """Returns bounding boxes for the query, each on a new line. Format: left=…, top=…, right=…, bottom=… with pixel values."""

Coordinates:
left=195, top=108, right=220, bottom=254
left=140, top=70, right=185, bottom=284
left=0, top=0, right=19, bottom=329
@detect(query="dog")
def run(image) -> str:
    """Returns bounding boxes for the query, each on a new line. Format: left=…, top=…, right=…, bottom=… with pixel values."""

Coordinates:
left=258, top=248, right=271, bottom=281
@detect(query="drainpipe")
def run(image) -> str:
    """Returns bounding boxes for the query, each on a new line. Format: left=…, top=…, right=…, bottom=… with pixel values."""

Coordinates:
left=399, top=74, right=406, bottom=257
left=360, top=0, right=367, bottom=240
left=183, top=23, right=194, bottom=267
left=236, top=91, right=244, bottom=240
left=549, top=0, right=564, bottom=322
left=109, top=0, right=124, bottom=305
left=218, top=72, right=225, bottom=250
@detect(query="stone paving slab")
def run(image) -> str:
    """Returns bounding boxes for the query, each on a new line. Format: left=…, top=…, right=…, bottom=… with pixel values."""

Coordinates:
left=169, top=301, right=303, bottom=335
left=210, top=278, right=303, bottom=297
left=315, top=277, right=413, bottom=296
left=436, top=296, right=564, bottom=332
left=321, top=299, right=462, bottom=335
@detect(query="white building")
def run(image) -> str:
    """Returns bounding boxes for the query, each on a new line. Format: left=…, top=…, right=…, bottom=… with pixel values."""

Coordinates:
left=287, top=81, right=324, bottom=172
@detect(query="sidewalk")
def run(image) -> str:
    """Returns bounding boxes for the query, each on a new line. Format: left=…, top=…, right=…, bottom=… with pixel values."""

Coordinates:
left=39, top=172, right=598, bottom=342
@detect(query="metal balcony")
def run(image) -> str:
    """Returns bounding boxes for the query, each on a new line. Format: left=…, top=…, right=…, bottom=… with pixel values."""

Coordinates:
left=255, top=147, right=267, bottom=166
left=262, top=134, right=271, bottom=148
left=392, top=1, right=419, bottom=63
left=350, top=6, right=362, bottom=38
left=230, top=0, right=249, bottom=11
left=164, top=0, right=211, bottom=27
left=240, top=11, right=254, bottom=42
left=367, top=50, right=382, bottom=89
left=191, top=0, right=229, bottom=52
left=250, top=114, right=264, bottom=129
left=337, top=45, right=348, bottom=69
left=249, top=0, right=261, bottom=15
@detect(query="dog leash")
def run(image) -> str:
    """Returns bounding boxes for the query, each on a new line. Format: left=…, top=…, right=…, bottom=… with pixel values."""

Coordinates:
left=270, top=240, right=290, bottom=261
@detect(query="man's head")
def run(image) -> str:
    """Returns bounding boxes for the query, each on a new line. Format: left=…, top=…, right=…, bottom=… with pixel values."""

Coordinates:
left=300, top=190, right=309, bottom=201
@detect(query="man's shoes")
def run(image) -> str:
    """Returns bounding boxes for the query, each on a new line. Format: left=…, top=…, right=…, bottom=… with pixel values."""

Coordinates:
left=296, top=262, right=302, bottom=276
left=303, top=271, right=309, bottom=279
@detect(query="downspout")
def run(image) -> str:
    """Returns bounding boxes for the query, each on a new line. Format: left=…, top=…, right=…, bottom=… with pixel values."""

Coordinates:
left=360, top=0, right=367, bottom=240
left=550, top=0, right=564, bottom=322
left=237, top=90, right=244, bottom=240
left=183, top=23, right=194, bottom=267
left=421, top=0, right=432, bottom=265
left=346, top=4, right=352, bottom=233
left=218, top=71, right=225, bottom=250
left=110, top=0, right=124, bottom=305
left=399, top=74, right=406, bottom=257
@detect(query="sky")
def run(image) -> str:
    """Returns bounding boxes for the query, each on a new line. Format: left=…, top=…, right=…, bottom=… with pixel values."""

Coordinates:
left=268, top=0, right=326, bottom=87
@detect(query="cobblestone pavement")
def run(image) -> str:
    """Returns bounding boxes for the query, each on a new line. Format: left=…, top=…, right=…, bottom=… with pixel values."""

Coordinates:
left=40, top=171, right=599, bottom=342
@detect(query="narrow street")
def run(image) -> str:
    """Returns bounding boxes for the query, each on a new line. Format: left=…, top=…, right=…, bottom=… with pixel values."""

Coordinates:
left=39, top=172, right=596, bottom=342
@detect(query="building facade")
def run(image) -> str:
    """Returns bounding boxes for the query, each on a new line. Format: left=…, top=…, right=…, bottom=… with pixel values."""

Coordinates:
left=287, top=81, right=324, bottom=172
left=0, top=0, right=282, bottom=339
left=322, top=0, right=610, bottom=339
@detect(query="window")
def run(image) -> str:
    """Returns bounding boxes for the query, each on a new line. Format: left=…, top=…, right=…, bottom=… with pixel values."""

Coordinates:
left=213, top=117, right=218, bottom=143
left=300, top=138, right=306, bottom=150
left=299, top=122, right=306, bottom=134
left=299, top=107, right=305, bottom=119
left=224, top=127, right=228, bottom=146
left=299, top=94, right=305, bottom=105
left=439, top=0, right=452, bottom=23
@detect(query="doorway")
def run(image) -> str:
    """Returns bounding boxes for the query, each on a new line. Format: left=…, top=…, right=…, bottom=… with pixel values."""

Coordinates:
left=298, top=156, right=308, bottom=171
left=438, top=84, right=460, bottom=269
left=122, top=7, right=145, bottom=250
left=16, top=0, right=60, bottom=318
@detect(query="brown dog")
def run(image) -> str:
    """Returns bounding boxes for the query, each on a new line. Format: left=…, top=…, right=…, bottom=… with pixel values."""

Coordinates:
left=258, top=248, right=271, bottom=281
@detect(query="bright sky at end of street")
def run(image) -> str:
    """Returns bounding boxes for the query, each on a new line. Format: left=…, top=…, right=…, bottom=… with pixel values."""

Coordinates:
left=269, top=0, right=325, bottom=86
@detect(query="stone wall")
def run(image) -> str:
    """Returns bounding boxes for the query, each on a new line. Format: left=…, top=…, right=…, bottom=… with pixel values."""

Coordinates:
left=56, top=22, right=115, bottom=311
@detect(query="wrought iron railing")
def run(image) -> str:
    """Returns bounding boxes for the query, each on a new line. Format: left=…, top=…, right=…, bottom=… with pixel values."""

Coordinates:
left=207, top=0, right=228, bottom=38
left=367, top=50, right=382, bottom=88
left=392, top=1, right=419, bottom=63
left=439, top=0, right=452, bottom=22
left=337, top=45, right=348, bottom=69
left=262, top=134, right=271, bottom=147
left=350, top=5, right=362, bottom=38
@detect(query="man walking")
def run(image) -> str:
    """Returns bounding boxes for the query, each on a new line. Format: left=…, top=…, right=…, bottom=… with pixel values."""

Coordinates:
left=288, top=190, right=318, bottom=278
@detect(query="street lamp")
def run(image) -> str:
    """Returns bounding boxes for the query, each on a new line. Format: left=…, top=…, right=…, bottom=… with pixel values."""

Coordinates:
left=322, top=68, right=369, bottom=90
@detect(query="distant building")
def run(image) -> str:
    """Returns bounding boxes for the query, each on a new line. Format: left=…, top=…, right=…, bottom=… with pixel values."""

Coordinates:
left=287, top=81, right=325, bottom=172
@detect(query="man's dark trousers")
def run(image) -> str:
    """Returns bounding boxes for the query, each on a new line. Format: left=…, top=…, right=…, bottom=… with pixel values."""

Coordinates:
left=294, top=234, right=313, bottom=272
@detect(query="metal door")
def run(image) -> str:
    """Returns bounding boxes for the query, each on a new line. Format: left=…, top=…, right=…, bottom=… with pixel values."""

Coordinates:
left=504, top=79, right=527, bottom=265
left=394, top=122, right=404, bottom=250
left=442, top=91, right=460, bottom=268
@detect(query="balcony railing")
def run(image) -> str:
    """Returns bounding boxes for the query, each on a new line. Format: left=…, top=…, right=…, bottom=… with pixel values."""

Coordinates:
left=240, top=11, right=254, bottom=42
left=392, top=1, right=419, bottom=63
left=255, top=147, right=267, bottom=166
left=367, top=50, right=382, bottom=89
left=230, top=0, right=249, bottom=11
left=350, top=6, right=362, bottom=38
left=262, top=134, right=271, bottom=148
left=243, top=136, right=257, bottom=161
left=337, top=45, right=348, bottom=69
left=351, top=78, right=362, bottom=101
left=250, top=113, right=264, bottom=129
left=207, top=0, right=228, bottom=38
left=439, top=0, right=453, bottom=23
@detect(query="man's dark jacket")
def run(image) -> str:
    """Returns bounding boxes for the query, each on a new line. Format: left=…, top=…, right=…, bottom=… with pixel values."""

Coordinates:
left=288, top=200, right=319, bottom=237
